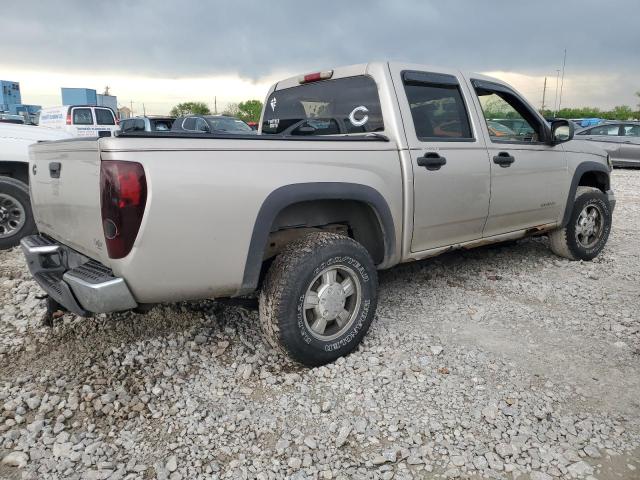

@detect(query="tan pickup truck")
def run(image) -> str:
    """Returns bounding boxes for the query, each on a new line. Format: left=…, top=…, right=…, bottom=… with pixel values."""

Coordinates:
left=23, top=62, right=615, bottom=366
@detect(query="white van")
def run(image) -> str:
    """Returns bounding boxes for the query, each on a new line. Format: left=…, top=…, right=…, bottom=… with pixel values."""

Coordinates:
left=38, top=105, right=119, bottom=137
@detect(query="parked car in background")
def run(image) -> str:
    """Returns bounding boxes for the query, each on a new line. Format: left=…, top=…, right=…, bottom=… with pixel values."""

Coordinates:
left=576, top=121, right=640, bottom=167
left=491, top=118, right=535, bottom=137
left=120, top=116, right=174, bottom=133
left=486, top=120, right=518, bottom=138
left=171, top=115, right=256, bottom=134
left=38, top=105, right=119, bottom=137
left=0, top=123, right=72, bottom=248
left=24, top=62, right=614, bottom=366
left=0, top=113, right=26, bottom=125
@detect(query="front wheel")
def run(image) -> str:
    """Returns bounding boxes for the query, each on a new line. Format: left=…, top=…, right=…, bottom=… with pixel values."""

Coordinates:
left=0, top=177, right=37, bottom=250
left=548, top=187, right=612, bottom=260
left=259, top=232, right=378, bottom=366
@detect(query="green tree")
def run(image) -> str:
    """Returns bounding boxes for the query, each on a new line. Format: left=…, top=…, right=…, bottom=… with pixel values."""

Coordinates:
left=170, top=101, right=211, bottom=117
left=236, top=100, right=263, bottom=123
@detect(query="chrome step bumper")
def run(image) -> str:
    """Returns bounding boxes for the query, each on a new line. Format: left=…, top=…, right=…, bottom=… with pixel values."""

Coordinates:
left=21, top=235, right=137, bottom=315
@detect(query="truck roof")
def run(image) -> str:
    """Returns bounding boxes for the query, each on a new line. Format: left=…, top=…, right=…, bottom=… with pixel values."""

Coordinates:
left=271, top=61, right=507, bottom=92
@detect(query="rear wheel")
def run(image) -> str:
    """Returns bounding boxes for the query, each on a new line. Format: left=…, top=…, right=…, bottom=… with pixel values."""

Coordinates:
left=548, top=187, right=612, bottom=260
left=0, top=177, right=36, bottom=250
left=259, top=232, right=378, bottom=366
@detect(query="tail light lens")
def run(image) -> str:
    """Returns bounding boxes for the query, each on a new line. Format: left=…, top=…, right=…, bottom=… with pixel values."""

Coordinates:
left=100, top=161, right=147, bottom=259
left=66, top=114, right=72, bottom=125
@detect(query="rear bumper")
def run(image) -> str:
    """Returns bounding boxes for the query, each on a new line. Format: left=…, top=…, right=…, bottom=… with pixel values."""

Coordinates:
left=20, top=235, right=137, bottom=315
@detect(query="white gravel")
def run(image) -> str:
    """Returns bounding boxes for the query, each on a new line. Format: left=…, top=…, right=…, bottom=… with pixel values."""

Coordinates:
left=0, top=170, right=639, bottom=480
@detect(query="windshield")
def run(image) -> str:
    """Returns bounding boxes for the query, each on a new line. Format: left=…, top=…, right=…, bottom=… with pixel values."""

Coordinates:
left=208, top=117, right=252, bottom=132
left=262, top=75, right=384, bottom=135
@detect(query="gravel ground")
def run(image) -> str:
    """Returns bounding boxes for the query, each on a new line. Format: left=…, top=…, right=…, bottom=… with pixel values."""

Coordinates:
left=0, top=170, right=638, bottom=480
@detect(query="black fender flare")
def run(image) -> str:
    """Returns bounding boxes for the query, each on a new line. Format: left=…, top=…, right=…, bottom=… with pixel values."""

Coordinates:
left=239, top=182, right=396, bottom=294
left=561, top=161, right=610, bottom=227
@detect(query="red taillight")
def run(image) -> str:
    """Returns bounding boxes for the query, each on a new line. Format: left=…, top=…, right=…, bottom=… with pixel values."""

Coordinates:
left=115, top=115, right=120, bottom=126
left=298, top=70, right=333, bottom=84
left=66, top=114, right=71, bottom=125
left=100, top=161, right=147, bottom=259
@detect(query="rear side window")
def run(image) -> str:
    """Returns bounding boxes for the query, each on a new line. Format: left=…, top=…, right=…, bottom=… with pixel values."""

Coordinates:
left=402, top=71, right=472, bottom=141
left=73, top=108, right=93, bottom=125
left=623, top=124, right=640, bottom=136
left=262, top=75, right=384, bottom=135
left=182, top=117, right=197, bottom=131
left=95, top=108, right=115, bottom=125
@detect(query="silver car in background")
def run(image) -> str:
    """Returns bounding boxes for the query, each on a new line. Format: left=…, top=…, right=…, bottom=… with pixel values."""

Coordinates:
left=575, top=121, right=640, bottom=167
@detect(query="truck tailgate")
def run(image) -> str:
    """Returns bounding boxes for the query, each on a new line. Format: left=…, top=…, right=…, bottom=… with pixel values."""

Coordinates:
left=29, top=139, right=107, bottom=263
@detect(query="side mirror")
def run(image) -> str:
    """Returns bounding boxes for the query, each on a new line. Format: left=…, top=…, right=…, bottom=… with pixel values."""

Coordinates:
left=549, top=119, right=574, bottom=145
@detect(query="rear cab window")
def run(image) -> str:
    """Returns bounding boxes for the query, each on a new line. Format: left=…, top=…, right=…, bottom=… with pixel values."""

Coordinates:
left=72, top=108, right=93, bottom=125
left=95, top=108, right=116, bottom=126
left=262, top=75, right=384, bottom=136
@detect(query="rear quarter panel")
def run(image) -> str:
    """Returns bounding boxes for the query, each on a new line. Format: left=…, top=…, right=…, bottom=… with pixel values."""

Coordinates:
left=99, top=137, right=403, bottom=303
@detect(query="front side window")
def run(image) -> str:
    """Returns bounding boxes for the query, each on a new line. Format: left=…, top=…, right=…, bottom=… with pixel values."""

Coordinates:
left=195, top=118, right=210, bottom=132
left=622, top=124, right=640, bottom=136
left=403, top=73, right=472, bottom=141
left=95, top=108, right=115, bottom=125
left=73, top=108, right=93, bottom=125
left=262, top=75, right=384, bottom=135
left=475, top=87, right=541, bottom=142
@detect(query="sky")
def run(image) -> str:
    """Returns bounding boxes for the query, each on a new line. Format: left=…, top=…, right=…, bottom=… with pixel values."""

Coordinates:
left=3, top=0, right=639, bottom=115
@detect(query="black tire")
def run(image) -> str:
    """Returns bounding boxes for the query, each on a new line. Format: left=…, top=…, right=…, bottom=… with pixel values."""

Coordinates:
left=0, top=177, right=36, bottom=250
left=259, top=232, right=378, bottom=367
left=548, top=187, right=612, bottom=261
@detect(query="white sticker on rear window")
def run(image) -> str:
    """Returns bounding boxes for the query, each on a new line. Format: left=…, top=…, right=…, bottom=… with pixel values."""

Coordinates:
left=349, top=106, right=369, bottom=127
left=270, top=97, right=277, bottom=111
left=268, top=118, right=280, bottom=129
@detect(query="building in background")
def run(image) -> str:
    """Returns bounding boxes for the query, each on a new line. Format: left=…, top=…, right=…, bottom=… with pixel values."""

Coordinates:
left=61, top=88, right=118, bottom=115
left=0, top=80, right=22, bottom=110
left=61, top=87, right=98, bottom=105
left=118, top=106, right=132, bottom=119
left=1, top=80, right=41, bottom=123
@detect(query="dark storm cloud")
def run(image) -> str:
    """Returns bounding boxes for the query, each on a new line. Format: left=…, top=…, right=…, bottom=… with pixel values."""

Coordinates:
left=4, top=0, right=639, bottom=79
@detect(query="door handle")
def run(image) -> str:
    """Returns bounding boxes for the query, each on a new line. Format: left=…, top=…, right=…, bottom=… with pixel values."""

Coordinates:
left=417, top=152, right=447, bottom=171
left=493, top=152, right=515, bottom=168
left=49, top=162, right=62, bottom=178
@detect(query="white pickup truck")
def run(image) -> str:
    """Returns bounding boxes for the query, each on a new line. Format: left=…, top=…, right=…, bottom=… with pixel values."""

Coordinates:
left=23, top=62, right=615, bottom=366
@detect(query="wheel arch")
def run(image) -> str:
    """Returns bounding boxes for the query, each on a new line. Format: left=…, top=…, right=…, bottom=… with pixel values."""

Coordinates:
left=0, top=161, right=29, bottom=185
left=561, top=161, right=610, bottom=228
left=239, top=182, right=396, bottom=295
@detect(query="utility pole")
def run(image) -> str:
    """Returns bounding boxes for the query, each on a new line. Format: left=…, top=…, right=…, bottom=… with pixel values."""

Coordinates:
left=214, top=96, right=217, bottom=114
left=129, top=100, right=134, bottom=117
left=558, top=49, right=567, bottom=113
left=541, top=76, right=547, bottom=112
left=143, top=103, right=146, bottom=116
left=553, top=69, right=560, bottom=116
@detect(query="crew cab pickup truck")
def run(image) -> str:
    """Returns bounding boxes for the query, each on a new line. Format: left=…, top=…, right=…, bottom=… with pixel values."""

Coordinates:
left=23, top=62, right=615, bottom=366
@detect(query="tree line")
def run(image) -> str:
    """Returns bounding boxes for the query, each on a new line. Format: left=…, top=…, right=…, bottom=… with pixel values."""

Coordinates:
left=170, top=100, right=263, bottom=123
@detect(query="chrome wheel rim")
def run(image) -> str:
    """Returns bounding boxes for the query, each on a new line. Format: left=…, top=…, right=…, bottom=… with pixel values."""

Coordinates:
left=302, top=265, right=362, bottom=341
left=0, top=193, right=26, bottom=239
left=575, top=203, right=604, bottom=249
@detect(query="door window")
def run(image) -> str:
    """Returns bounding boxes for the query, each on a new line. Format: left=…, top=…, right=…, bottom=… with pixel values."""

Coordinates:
left=622, top=124, right=640, bottom=136
left=474, top=86, right=541, bottom=142
left=402, top=72, right=472, bottom=141
left=95, top=108, right=115, bottom=125
left=72, top=108, right=93, bottom=125
left=195, top=118, right=210, bottom=132
left=587, top=125, right=621, bottom=136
